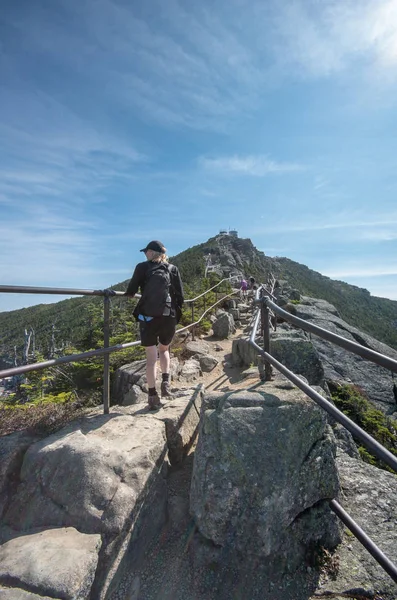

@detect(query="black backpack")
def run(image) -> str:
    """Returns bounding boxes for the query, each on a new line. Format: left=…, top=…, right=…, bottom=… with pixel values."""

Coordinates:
left=139, top=263, right=173, bottom=318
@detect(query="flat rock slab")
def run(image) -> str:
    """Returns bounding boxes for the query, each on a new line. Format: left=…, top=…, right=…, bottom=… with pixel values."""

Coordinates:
left=4, top=414, right=167, bottom=535
left=184, top=340, right=211, bottom=357
left=0, top=588, right=55, bottom=599
left=0, top=527, right=101, bottom=600
left=126, top=386, right=204, bottom=466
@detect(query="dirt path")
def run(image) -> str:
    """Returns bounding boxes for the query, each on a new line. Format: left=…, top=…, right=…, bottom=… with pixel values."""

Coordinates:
left=196, top=326, right=260, bottom=393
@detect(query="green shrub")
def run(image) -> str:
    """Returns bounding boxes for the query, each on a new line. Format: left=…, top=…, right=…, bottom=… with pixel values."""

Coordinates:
left=331, top=383, right=397, bottom=473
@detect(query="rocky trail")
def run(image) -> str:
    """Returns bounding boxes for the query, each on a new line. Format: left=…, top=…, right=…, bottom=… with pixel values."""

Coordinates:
left=109, top=308, right=272, bottom=600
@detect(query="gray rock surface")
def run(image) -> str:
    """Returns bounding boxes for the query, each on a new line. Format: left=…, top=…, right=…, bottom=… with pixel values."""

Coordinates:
left=153, top=386, right=203, bottom=465
left=112, top=358, right=180, bottom=404
left=198, top=354, right=218, bottom=372
left=4, top=414, right=166, bottom=536
left=112, top=359, right=147, bottom=403
left=120, top=384, right=146, bottom=406
left=178, top=358, right=201, bottom=382
left=184, top=340, right=211, bottom=357
left=212, top=312, right=236, bottom=339
left=1, top=411, right=169, bottom=599
left=270, top=331, right=325, bottom=385
left=241, top=366, right=259, bottom=379
left=0, top=588, right=54, bottom=599
left=0, top=527, right=101, bottom=600
left=232, top=335, right=263, bottom=367
left=0, top=431, right=40, bottom=521
left=294, top=297, right=397, bottom=413
left=191, top=389, right=340, bottom=561
left=229, top=308, right=240, bottom=320
left=313, top=451, right=397, bottom=600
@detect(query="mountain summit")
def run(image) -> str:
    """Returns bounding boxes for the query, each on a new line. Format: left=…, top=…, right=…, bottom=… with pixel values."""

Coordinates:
left=171, top=233, right=397, bottom=350
left=1, top=233, right=397, bottom=367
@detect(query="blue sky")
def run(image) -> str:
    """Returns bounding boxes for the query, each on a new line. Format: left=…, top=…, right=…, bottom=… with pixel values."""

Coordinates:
left=1, top=0, right=397, bottom=312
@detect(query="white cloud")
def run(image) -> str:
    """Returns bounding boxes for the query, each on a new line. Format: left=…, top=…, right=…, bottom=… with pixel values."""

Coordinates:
left=249, top=211, right=397, bottom=235
left=200, top=155, right=305, bottom=176
left=267, top=0, right=397, bottom=78
left=4, top=0, right=397, bottom=135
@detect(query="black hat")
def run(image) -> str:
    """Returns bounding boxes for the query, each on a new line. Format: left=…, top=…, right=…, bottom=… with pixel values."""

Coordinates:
left=140, top=240, right=166, bottom=253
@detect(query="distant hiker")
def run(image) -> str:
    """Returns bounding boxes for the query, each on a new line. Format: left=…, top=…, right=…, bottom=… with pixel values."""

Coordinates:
left=125, top=240, right=184, bottom=411
left=249, top=276, right=257, bottom=291
left=240, top=278, right=248, bottom=299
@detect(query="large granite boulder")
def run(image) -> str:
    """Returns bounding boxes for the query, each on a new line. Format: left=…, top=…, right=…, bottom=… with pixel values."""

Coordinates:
left=153, top=385, right=203, bottom=465
left=0, top=528, right=101, bottom=600
left=294, top=297, right=397, bottom=414
left=112, top=357, right=180, bottom=404
left=178, top=358, right=201, bottom=382
left=120, top=384, right=146, bottom=406
left=191, top=389, right=340, bottom=571
left=0, top=588, right=54, bottom=599
left=1, top=412, right=168, bottom=599
left=184, top=340, right=211, bottom=357
left=232, top=335, right=265, bottom=367
left=198, top=354, right=219, bottom=372
left=270, top=328, right=325, bottom=386
left=212, top=312, right=236, bottom=339
left=3, top=414, right=166, bottom=536
left=312, top=449, right=397, bottom=600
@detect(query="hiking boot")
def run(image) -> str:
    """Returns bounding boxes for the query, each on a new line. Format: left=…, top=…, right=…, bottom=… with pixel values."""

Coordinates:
left=148, top=392, right=162, bottom=411
left=161, top=380, right=173, bottom=398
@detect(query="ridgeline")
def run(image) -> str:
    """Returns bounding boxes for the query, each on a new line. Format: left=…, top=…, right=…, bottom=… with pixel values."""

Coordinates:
left=1, top=234, right=397, bottom=368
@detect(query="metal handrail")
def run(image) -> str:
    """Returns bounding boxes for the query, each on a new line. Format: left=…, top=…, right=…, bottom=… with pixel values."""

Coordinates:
left=0, top=280, right=236, bottom=413
left=263, top=297, right=397, bottom=374
left=249, top=287, right=397, bottom=584
left=0, top=291, right=236, bottom=380
left=249, top=311, right=397, bottom=473
left=0, top=285, right=132, bottom=297
left=250, top=296, right=397, bottom=472
left=330, top=499, right=397, bottom=583
left=0, top=340, right=141, bottom=379
left=0, top=274, right=235, bottom=302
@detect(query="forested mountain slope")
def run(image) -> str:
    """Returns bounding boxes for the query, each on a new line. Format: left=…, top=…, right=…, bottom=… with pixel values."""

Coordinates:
left=1, top=234, right=397, bottom=369
left=170, top=234, right=397, bottom=350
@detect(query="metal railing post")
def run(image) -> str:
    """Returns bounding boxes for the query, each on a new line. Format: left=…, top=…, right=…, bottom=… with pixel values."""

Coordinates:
left=261, top=295, right=272, bottom=381
left=103, top=296, right=110, bottom=414
left=191, top=302, right=195, bottom=340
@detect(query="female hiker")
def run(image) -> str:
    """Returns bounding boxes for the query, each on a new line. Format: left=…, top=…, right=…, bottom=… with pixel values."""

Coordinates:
left=125, top=240, right=184, bottom=410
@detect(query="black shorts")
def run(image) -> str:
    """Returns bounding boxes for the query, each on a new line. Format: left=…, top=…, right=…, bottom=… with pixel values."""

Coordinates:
left=139, top=316, right=177, bottom=347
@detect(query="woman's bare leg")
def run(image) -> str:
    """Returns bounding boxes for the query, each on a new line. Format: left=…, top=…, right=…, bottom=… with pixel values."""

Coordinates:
left=158, top=343, right=170, bottom=374
left=145, top=345, right=158, bottom=389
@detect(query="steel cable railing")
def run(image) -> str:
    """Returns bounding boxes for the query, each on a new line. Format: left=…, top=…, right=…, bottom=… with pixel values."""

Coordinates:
left=0, top=278, right=236, bottom=413
left=249, top=286, right=397, bottom=584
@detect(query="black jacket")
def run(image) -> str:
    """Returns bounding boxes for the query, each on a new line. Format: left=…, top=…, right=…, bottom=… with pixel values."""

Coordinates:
left=125, top=260, right=184, bottom=320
